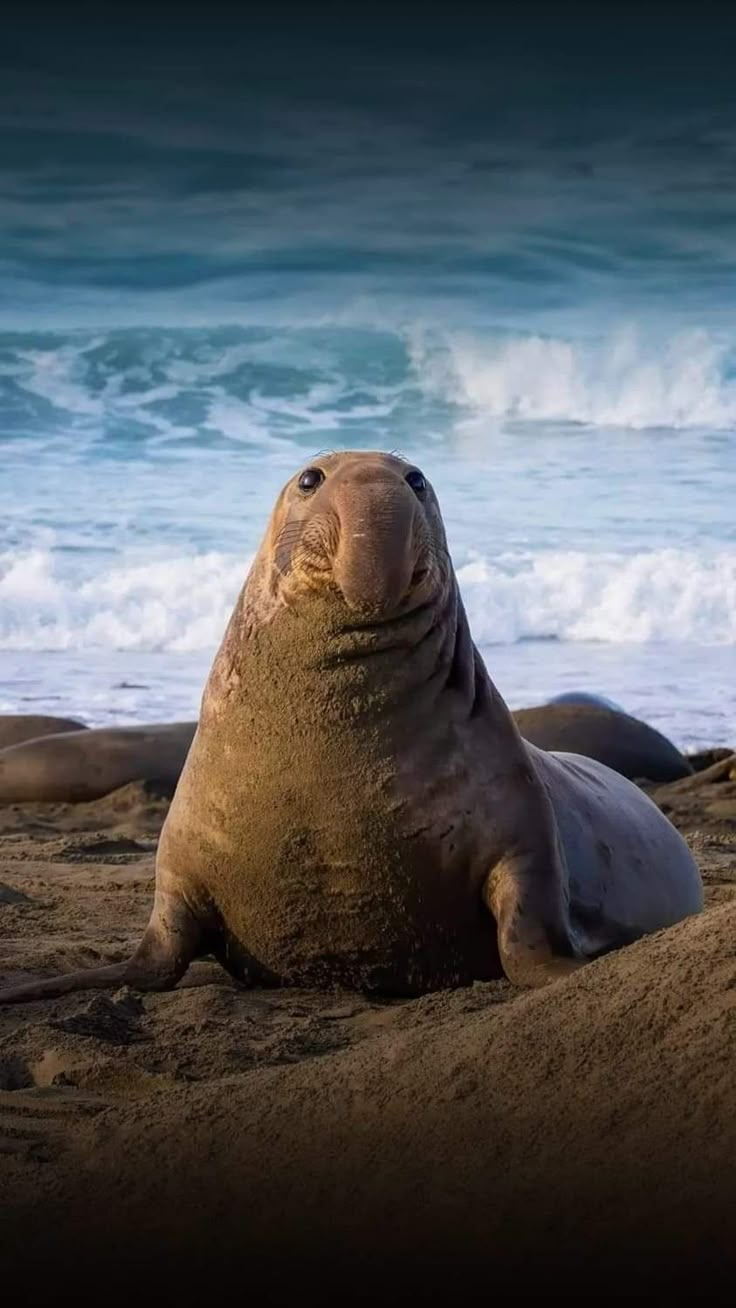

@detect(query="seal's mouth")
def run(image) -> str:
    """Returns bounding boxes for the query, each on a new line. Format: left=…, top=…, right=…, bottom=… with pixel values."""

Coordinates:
left=335, top=593, right=437, bottom=634
left=335, top=561, right=437, bottom=621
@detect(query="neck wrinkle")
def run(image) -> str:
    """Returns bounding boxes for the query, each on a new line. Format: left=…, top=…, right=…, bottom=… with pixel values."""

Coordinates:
left=440, top=587, right=480, bottom=718
left=203, top=574, right=481, bottom=732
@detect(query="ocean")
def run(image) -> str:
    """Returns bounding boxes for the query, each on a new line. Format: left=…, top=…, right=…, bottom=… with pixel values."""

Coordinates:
left=2, top=322, right=734, bottom=750
left=0, top=9, right=734, bottom=751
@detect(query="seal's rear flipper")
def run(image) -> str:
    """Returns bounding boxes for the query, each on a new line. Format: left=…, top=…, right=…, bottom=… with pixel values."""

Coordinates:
left=0, top=891, right=202, bottom=1006
left=0, top=960, right=139, bottom=1004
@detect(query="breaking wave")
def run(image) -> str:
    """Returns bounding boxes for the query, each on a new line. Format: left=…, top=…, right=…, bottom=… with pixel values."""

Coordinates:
left=2, top=322, right=736, bottom=451
left=408, top=323, right=736, bottom=429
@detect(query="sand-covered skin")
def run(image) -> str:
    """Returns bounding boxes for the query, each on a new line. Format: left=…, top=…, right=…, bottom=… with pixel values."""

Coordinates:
left=1, top=764, right=735, bottom=1299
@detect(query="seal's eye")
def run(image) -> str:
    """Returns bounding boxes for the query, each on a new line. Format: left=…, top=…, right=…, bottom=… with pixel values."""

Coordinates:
left=298, top=467, right=324, bottom=493
left=405, top=468, right=426, bottom=496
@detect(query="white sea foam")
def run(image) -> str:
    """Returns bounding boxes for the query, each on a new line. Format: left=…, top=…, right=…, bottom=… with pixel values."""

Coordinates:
left=12, top=342, right=108, bottom=418
left=456, top=550, right=736, bottom=645
left=407, top=323, right=736, bottom=429
left=0, top=549, right=249, bottom=653
left=1, top=546, right=734, bottom=653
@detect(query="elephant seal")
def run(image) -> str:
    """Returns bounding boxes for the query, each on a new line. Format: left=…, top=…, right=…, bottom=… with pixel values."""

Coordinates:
left=0, top=714, right=87, bottom=750
left=512, top=704, right=692, bottom=783
left=0, top=722, right=197, bottom=804
left=0, top=452, right=702, bottom=1003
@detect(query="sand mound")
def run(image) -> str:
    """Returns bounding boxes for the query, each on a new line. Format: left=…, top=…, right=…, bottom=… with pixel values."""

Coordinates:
left=0, top=767, right=734, bottom=1301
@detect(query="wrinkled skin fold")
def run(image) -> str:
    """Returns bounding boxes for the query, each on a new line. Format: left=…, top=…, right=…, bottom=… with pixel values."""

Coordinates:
left=0, top=451, right=703, bottom=1004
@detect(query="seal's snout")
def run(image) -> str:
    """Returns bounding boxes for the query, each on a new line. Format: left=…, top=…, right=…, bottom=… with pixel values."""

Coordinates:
left=276, top=453, right=440, bottom=617
left=332, top=473, right=421, bottom=616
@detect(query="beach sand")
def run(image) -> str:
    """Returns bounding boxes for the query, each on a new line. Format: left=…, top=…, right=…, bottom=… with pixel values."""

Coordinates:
left=1, top=758, right=734, bottom=1301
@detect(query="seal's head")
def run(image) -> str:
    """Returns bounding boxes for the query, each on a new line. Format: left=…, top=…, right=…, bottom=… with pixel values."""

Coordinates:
left=263, top=450, right=451, bottom=619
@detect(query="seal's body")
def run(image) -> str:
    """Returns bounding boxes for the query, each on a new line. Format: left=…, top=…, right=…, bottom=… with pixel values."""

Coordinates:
left=0, top=714, right=87, bottom=751
left=0, top=723, right=198, bottom=803
left=513, top=703, right=692, bottom=783
left=160, top=593, right=506, bottom=993
left=0, top=452, right=702, bottom=1003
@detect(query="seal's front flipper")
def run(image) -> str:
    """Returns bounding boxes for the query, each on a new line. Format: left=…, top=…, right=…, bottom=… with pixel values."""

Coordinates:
left=484, top=851, right=639, bottom=988
left=484, top=854, right=588, bottom=989
left=0, top=890, right=202, bottom=1006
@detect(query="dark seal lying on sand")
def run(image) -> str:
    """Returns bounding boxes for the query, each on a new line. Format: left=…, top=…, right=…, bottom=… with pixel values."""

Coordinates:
left=513, top=702, right=692, bottom=782
left=0, top=714, right=87, bottom=750
left=0, top=452, right=703, bottom=1004
left=0, top=723, right=197, bottom=804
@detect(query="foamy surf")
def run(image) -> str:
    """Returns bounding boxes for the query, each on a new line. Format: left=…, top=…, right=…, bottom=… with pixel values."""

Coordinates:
left=408, top=323, right=736, bottom=430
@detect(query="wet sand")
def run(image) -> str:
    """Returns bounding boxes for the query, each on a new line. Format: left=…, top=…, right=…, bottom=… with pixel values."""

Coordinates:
left=0, top=759, right=734, bottom=1301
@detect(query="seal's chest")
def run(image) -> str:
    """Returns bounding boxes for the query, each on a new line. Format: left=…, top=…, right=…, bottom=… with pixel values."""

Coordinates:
left=211, top=798, right=498, bottom=994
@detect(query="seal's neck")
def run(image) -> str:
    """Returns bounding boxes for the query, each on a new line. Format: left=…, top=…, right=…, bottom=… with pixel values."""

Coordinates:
left=202, top=580, right=482, bottom=729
